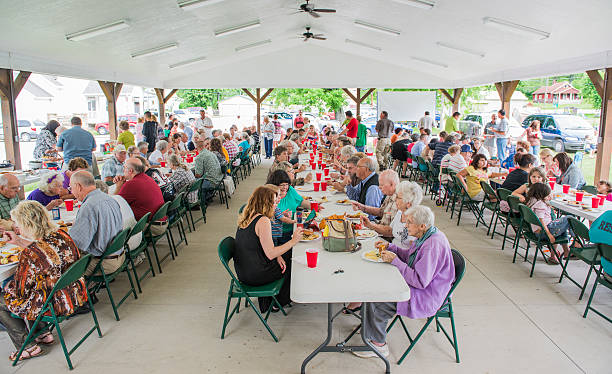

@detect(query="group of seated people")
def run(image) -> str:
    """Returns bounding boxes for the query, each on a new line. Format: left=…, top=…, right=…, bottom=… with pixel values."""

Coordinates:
left=230, top=136, right=456, bottom=358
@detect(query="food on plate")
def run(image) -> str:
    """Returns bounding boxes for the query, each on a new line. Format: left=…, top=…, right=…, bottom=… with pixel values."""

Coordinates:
left=364, top=250, right=382, bottom=261
left=0, top=240, right=6, bottom=247
left=0, top=254, right=19, bottom=265
left=356, top=230, right=376, bottom=239
left=302, top=230, right=319, bottom=241
left=346, top=212, right=365, bottom=219
left=303, top=196, right=313, bottom=200
left=317, top=196, right=329, bottom=203
left=376, top=242, right=387, bottom=254
left=351, top=222, right=363, bottom=230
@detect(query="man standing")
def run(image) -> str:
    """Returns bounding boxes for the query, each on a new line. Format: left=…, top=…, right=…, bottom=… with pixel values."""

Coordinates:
left=101, top=145, right=127, bottom=182
left=340, top=110, right=359, bottom=143
left=293, top=110, right=305, bottom=129
left=444, top=112, right=460, bottom=134
left=114, top=158, right=165, bottom=233
left=0, top=174, right=20, bottom=230
left=418, top=111, right=434, bottom=131
left=69, top=171, right=123, bottom=276
left=492, top=109, right=509, bottom=161
left=483, top=113, right=497, bottom=158
left=351, top=157, right=384, bottom=219
left=375, top=111, right=394, bottom=171
left=195, top=110, right=213, bottom=138
left=56, top=116, right=96, bottom=167
left=262, top=115, right=275, bottom=159
left=142, top=111, right=158, bottom=153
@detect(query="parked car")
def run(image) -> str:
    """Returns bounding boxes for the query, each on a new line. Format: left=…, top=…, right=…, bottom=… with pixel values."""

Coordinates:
left=462, top=112, right=524, bottom=142
left=173, top=109, right=198, bottom=124
left=521, top=114, right=594, bottom=152
left=0, top=119, right=45, bottom=142
left=265, top=112, right=294, bottom=130
left=95, top=114, right=138, bottom=135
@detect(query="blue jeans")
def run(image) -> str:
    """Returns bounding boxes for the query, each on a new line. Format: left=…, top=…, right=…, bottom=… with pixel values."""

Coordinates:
left=356, top=146, right=365, bottom=152
left=536, top=215, right=572, bottom=241
left=496, top=138, right=507, bottom=161
left=530, top=145, right=540, bottom=155
left=264, top=137, right=273, bottom=158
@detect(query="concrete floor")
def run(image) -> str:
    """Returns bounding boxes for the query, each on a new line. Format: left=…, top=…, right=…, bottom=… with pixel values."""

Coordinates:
left=2, top=158, right=611, bottom=374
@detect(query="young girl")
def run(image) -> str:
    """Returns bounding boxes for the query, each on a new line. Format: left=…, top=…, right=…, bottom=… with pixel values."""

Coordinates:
left=267, top=184, right=297, bottom=245
left=526, top=182, right=571, bottom=264
left=597, top=180, right=612, bottom=201
left=501, top=166, right=545, bottom=212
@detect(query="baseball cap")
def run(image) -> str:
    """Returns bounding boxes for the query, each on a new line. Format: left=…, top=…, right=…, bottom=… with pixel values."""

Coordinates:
left=460, top=144, right=472, bottom=153
left=114, top=144, right=127, bottom=153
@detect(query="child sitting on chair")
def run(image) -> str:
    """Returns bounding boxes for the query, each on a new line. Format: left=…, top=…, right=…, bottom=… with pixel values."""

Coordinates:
left=597, top=180, right=612, bottom=201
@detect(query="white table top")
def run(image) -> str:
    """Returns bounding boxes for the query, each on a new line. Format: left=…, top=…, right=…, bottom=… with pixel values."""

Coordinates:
left=0, top=243, right=20, bottom=283
left=548, top=185, right=610, bottom=222
left=290, top=172, right=411, bottom=304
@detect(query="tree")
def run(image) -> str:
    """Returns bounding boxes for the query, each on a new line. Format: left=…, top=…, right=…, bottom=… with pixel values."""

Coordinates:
left=176, top=89, right=243, bottom=109
left=573, top=73, right=602, bottom=109
left=266, top=88, right=347, bottom=113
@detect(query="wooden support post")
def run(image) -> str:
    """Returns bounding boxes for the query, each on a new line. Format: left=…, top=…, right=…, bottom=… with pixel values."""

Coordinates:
left=439, top=88, right=464, bottom=114
left=98, top=81, right=123, bottom=140
left=154, top=88, right=179, bottom=129
left=356, top=88, right=361, bottom=117
left=242, top=88, right=274, bottom=133
left=342, top=88, right=375, bottom=118
left=494, top=80, right=519, bottom=116
left=0, top=69, right=31, bottom=170
left=588, top=68, right=612, bottom=182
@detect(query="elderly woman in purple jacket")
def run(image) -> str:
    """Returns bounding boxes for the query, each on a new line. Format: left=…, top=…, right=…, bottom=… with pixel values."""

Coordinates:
left=354, top=205, right=455, bottom=359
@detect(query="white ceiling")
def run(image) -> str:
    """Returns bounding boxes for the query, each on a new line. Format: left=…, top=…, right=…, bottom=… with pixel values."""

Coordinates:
left=1, top=0, right=611, bottom=89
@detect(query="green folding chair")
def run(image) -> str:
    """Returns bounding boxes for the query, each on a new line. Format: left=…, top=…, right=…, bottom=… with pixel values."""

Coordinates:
left=583, top=243, right=612, bottom=324
left=11, top=254, right=102, bottom=369
left=479, top=181, right=498, bottom=232
left=145, top=201, right=173, bottom=274
left=87, top=228, right=137, bottom=321
left=516, top=204, right=569, bottom=277
left=167, top=191, right=188, bottom=253
left=505, top=195, right=525, bottom=252
left=491, top=188, right=512, bottom=242
left=125, top=212, right=154, bottom=293
left=386, top=249, right=466, bottom=365
left=559, top=217, right=600, bottom=300
left=184, top=178, right=205, bottom=231
left=451, top=174, right=485, bottom=227
left=218, top=237, right=286, bottom=342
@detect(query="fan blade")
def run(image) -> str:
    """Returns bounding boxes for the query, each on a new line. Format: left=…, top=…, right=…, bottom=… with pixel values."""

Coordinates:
left=313, top=8, right=336, bottom=13
left=308, top=11, right=321, bottom=18
left=312, top=36, right=327, bottom=40
left=303, top=37, right=309, bottom=42
left=313, top=34, right=325, bottom=37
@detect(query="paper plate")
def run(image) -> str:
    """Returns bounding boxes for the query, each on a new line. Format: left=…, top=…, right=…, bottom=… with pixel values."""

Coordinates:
left=356, top=230, right=378, bottom=239
left=361, top=249, right=384, bottom=263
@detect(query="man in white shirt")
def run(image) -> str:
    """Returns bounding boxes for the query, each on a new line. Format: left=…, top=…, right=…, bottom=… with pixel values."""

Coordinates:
left=418, top=111, right=435, bottom=130
left=194, top=110, right=213, bottom=138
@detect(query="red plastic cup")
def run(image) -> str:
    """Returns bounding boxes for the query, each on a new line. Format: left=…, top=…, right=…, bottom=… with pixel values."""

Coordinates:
left=317, top=161, right=322, bottom=168
left=311, top=163, right=316, bottom=171
left=321, top=181, right=327, bottom=191
left=186, top=156, right=193, bottom=163
left=64, top=199, right=74, bottom=211
left=316, top=172, right=322, bottom=181
left=592, top=197, right=600, bottom=208
left=160, top=161, right=166, bottom=167
left=310, top=153, right=315, bottom=159
left=306, top=249, right=319, bottom=268
left=195, top=151, right=199, bottom=156
left=325, top=177, right=331, bottom=182
left=322, top=163, right=326, bottom=169
left=319, top=153, right=323, bottom=159
left=313, top=182, right=320, bottom=192
left=324, top=168, right=330, bottom=176
left=297, top=223, right=304, bottom=229
left=313, top=144, right=317, bottom=152
left=598, top=194, right=606, bottom=205
left=575, top=191, right=584, bottom=202
left=548, top=181, right=555, bottom=191
left=562, top=184, right=570, bottom=194
left=311, top=201, right=319, bottom=212
left=549, top=177, right=556, bottom=183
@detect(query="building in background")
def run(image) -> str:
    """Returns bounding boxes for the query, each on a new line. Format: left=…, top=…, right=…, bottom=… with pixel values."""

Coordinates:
left=532, top=81, right=581, bottom=104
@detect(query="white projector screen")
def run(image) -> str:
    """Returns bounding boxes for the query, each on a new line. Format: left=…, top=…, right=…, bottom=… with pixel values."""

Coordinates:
left=377, top=90, right=436, bottom=122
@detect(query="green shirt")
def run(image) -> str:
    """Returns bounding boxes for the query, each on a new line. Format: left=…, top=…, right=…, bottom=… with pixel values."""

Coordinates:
left=444, top=117, right=458, bottom=133
left=117, top=131, right=135, bottom=148
left=0, top=194, right=19, bottom=220
left=194, top=149, right=224, bottom=184
left=355, top=123, right=367, bottom=147
left=278, top=186, right=304, bottom=233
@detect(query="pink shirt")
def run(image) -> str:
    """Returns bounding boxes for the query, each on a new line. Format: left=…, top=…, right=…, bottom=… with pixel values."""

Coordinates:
left=527, top=198, right=551, bottom=232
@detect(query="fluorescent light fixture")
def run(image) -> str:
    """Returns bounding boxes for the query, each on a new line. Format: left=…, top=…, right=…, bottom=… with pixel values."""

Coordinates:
left=169, top=56, right=207, bottom=69
left=354, top=20, right=400, bottom=36
left=345, top=39, right=382, bottom=51
left=178, top=0, right=224, bottom=10
left=66, top=20, right=129, bottom=41
left=215, top=20, right=260, bottom=37
left=131, top=43, right=179, bottom=59
left=436, top=42, right=484, bottom=57
left=483, top=17, right=550, bottom=39
left=235, top=39, right=271, bottom=52
left=391, top=0, right=435, bottom=10
left=410, top=56, right=448, bottom=68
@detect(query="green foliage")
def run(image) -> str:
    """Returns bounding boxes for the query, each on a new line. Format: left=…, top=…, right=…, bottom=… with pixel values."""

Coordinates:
left=267, top=88, right=347, bottom=112
left=176, top=89, right=243, bottom=109
left=572, top=73, right=602, bottom=109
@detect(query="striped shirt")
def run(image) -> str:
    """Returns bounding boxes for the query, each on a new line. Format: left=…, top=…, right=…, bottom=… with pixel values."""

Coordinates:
left=271, top=208, right=284, bottom=238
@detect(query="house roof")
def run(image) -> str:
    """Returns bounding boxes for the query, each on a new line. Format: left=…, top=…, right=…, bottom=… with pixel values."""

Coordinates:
left=532, top=81, right=580, bottom=95
left=82, top=81, right=134, bottom=95
left=23, top=80, right=53, bottom=98
left=0, top=0, right=611, bottom=89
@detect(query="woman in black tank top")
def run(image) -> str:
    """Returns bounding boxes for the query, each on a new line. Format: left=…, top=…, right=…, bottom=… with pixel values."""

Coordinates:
left=235, top=186, right=303, bottom=312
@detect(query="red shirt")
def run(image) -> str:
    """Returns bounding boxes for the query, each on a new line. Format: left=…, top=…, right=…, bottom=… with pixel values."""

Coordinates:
left=119, top=173, right=164, bottom=221
left=294, top=115, right=304, bottom=129
left=346, top=118, right=358, bottom=138
left=406, top=142, right=415, bottom=164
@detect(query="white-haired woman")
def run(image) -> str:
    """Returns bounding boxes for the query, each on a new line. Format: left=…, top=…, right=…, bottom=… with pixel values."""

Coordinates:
left=148, top=139, right=169, bottom=166
left=26, top=171, right=64, bottom=210
left=168, top=154, right=197, bottom=204
left=354, top=205, right=455, bottom=358
left=0, top=201, right=87, bottom=361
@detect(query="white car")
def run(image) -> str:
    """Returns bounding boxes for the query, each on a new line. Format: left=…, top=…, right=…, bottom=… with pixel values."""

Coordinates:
left=0, top=119, right=45, bottom=142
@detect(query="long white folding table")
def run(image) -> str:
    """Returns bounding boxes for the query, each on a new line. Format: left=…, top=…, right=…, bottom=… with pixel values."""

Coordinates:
left=291, top=175, right=410, bottom=374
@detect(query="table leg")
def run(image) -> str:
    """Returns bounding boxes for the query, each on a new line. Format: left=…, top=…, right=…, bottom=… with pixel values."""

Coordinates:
left=300, top=302, right=391, bottom=374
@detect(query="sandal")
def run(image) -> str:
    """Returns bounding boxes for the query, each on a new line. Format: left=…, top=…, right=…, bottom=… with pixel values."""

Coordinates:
left=9, top=345, right=44, bottom=362
left=342, top=306, right=362, bottom=315
left=35, top=332, right=54, bottom=345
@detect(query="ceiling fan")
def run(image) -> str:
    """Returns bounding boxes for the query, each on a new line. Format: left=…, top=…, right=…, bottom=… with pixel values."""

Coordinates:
left=298, top=0, right=336, bottom=18
left=300, top=26, right=326, bottom=41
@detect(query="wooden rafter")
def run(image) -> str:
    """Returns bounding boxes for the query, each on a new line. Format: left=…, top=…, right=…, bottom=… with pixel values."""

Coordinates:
left=587, top=69, right=604, bottom=97
left=260, top=88, right=274, bottom=103
left=164, top=89, right=178, bottom=104
left=342, top=88, right=358, bottom=103
left=359, top=88, right=375, bottom=103
left=242, top=88, right=257, bottom=102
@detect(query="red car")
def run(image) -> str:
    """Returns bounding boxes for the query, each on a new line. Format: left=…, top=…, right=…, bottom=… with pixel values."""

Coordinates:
left=95, top=114, right=138, bottom=135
